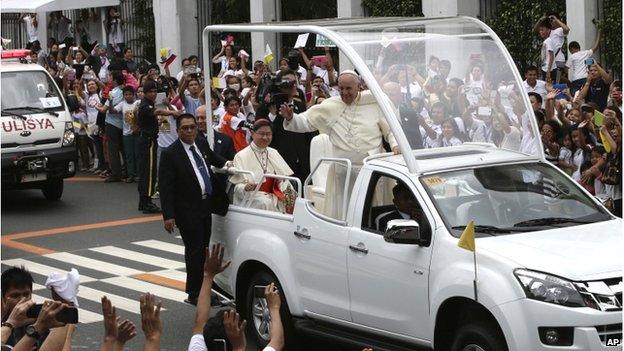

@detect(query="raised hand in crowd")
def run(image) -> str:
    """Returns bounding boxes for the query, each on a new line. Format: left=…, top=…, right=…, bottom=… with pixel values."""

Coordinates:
left=13, top=300, right=68, bottom=351
left=223, top=310, right=247, bottom=351
left=191, top=243, right=230, bottom=338
left=115, top=319, right=137, bottom=350
left=99, top=296, right=118, bottom=351
left=265, top=283, right=285, bottom=351
left=140, top=293, right=163, bottom=351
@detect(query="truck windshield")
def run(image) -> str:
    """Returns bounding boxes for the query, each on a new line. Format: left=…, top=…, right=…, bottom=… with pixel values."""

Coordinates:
left=1, top=71, right=64, bottom=113
left=333, top=18, right=539, bottom=156
left=420, top=163, right=612, bottom=236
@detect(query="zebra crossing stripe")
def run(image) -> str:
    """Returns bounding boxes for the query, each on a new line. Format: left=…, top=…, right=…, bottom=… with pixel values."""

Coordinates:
left=101, top=276, right=187, bottom=301
left=44, top=252, right=143, bottom=276
left=77, top=286, right=162, bottom=314
left=132, top=240, right=185, bottom=255
left=31, top=294, right=103, bottom=324
left=89, top=246, right=184, bottom=269
left=2, top=258, right=97, bottom=283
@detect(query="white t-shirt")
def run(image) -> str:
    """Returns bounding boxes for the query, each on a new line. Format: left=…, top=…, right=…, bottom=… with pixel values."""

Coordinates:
left=522, top=79, right=547, bottom=105
left=84, top=93, right=101, bottom=125
left=223, top=69, right=245, bottom=78
left=23, top=15, right=38, bottom=42
left=549, top=27, right=566, bottom=63
left=401, top=83, right=424, bottom=100
left=187, top=334, right=277, bottom=351
left=312, top=66, right=334, bottom=85
left=566, top=49, right=593, bottom=81
left=114, top=100, right=140, bottom=136
left=541, top=37, right=555, bottom=72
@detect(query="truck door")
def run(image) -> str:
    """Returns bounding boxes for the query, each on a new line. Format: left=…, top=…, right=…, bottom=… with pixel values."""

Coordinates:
left=290, top=158, right=353, bottom=321
left=346, top=168, right=434, bottom=340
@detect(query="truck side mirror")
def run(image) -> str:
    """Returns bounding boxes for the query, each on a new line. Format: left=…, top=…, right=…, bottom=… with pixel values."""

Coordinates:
left=384, top=219, right=424, bottom=245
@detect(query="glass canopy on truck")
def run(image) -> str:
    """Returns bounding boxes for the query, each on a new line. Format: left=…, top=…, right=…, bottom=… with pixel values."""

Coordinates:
left=202, top=17, right=544, bottom=173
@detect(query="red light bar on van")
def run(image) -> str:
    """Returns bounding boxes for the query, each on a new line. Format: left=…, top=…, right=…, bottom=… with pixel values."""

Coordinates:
left=1, top=49, right=31, bottom=59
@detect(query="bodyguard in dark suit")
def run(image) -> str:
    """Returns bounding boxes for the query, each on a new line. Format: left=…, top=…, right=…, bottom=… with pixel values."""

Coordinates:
left=159, top=113, right=228, bottom=305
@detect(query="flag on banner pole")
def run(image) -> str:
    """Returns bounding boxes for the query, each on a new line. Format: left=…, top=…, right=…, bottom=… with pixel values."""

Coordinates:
left=458, top=220, right=479, bottom=301
left=264, top=44, right=274, bottom=64
left=159, top=48, right=177, bottom=70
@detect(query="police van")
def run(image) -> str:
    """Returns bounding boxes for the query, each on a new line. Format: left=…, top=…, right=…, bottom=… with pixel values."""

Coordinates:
left=1, top=50, right=76, bottom=200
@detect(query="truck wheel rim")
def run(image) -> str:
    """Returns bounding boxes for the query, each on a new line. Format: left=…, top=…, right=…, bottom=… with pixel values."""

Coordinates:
left=252, top=295, right=271, bottom=341
left=462, top=345, right=485, bottom=351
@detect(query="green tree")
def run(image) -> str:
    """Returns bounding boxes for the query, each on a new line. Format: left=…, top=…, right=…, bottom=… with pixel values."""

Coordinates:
left=124, top=0, right=156, bottom=64
left=484, top=1, right=566, bottom=74
left=362, top=0, right=423, bottom=16
left=596, top=0, right=622, bottom=77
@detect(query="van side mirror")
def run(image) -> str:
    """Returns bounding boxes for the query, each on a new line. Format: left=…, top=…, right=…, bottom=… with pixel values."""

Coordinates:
left=384, top=219, right=424, bottom=245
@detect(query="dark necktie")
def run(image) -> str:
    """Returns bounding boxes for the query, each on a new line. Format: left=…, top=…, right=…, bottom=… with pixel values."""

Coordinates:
left=189, top=145, right=212, bottom=196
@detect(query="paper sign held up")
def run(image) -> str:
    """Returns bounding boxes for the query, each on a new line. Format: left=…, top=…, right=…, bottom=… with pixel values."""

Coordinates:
left=294, top=33, right=310, bottom=49
left=315, top=34, right=336, bottom=48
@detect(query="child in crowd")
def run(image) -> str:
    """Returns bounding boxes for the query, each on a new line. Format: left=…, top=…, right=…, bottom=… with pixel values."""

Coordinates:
left=112, top=86, right=140, bottom=182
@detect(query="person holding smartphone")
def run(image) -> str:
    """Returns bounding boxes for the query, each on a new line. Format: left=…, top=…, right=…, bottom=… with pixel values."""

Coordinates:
left=566, top=30, right=601, bottom=96
left=577, top=62, right=613, bottom=111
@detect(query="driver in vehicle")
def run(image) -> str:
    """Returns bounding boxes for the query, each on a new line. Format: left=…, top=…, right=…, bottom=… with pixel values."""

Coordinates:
left=376, top=183, right=429, bottom=233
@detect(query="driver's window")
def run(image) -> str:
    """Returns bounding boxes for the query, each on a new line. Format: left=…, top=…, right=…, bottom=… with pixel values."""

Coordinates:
left=361, top=173, right=432, bottom=241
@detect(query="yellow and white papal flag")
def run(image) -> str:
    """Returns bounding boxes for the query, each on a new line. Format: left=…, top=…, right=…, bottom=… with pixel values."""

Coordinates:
left=263, top=44, right=274, bottom=64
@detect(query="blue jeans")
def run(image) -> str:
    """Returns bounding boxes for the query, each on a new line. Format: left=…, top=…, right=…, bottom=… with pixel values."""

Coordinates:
left=123, top=134, right=139, bottom=178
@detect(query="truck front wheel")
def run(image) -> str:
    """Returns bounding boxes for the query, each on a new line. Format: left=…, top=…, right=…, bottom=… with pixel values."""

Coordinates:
left=451, top=322, right=508, bottom=351
left=42, top=178, right=64, bottom=201
left=242, top=270, right=297, bottom=350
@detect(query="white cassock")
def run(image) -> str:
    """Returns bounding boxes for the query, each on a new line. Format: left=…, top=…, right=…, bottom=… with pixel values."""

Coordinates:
left=284, top=90, right=398, bottom=220
left=230, top=142, right=294, bottom=213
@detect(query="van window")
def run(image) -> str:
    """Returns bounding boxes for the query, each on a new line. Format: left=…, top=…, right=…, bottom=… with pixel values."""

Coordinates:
left=1, top=71, right=64, bottom=112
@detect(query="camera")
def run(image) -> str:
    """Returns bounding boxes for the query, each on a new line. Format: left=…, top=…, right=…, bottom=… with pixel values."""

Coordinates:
left=256, top=74, right=295, bottom=104
left=584, top=57, right=595, bottom=66
left=158, top=80, right=170, bottom=93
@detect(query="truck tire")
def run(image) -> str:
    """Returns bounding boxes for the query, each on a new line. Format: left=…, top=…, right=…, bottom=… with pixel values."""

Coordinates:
left=242, top=270, right=298, bottom=350
left=451, top=322, right=508, bottom=351
left=42, top=178, right=63, bottom=201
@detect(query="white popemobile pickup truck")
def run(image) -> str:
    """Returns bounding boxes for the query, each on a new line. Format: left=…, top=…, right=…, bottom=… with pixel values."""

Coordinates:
left=204, top=17, right=623, bottom=351
left=1, top=49, right=76, bottom=200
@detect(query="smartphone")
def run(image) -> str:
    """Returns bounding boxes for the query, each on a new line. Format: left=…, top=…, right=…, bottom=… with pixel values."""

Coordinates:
left=584, top=57, right=595, bottom=66
left=210, top=339, right=227, bottom=351
left=58, top=43, right=66, bottom=49
left=477, top=106, right=492, bottom=116
left=254, top=285, right=267, bottom=298
left=27, top=304, right=79, bottom=324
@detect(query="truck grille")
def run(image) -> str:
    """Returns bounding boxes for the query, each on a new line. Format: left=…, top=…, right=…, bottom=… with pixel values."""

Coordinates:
left=1, top=138, right=60, bottom=148
left=595, top=323, right=622, bottom=346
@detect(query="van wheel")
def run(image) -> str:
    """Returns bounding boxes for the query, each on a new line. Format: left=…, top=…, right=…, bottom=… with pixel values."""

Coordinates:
left=451, top=322, right=508, bottom=351
left=241, top=270, right=297, bottom=350
left=42, top=178, right=63, bottom=201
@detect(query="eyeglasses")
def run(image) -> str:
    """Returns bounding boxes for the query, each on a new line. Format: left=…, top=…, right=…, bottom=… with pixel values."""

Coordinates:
left=179, top=125, right=197, bottom=131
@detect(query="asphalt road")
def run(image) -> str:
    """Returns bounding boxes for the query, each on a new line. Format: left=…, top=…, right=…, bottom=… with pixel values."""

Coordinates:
left=0, top=175, right=362, bottom=351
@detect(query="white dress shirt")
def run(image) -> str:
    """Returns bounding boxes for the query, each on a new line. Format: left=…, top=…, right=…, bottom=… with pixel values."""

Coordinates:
left=181, top=141, right=210, bottom=196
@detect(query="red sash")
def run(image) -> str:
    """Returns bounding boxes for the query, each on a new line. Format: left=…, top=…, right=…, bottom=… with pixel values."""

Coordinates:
left=258, top=178, right=285, bottom=201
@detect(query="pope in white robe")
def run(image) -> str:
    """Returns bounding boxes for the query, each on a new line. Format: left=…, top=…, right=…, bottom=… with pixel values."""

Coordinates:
left=280, top=71, right=399, bottom=220
left=229, top=120, right=295, bottom=213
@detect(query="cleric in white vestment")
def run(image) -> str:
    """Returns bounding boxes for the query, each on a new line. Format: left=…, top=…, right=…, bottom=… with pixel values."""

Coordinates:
left=230, top=119, right=295, bottom=213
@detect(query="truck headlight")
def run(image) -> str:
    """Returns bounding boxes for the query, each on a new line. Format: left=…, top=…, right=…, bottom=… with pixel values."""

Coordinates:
left=62, top=122, right=75, bottom=146
left=514, top=269, right=586, bottom=308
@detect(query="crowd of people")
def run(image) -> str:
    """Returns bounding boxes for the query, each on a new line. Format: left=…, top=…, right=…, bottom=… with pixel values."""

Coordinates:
left=0, top=244, right=293, bottom=350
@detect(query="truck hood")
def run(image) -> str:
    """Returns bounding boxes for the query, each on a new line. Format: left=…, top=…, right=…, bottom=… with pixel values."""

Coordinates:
left=478, top=219, right=623, bottom=281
